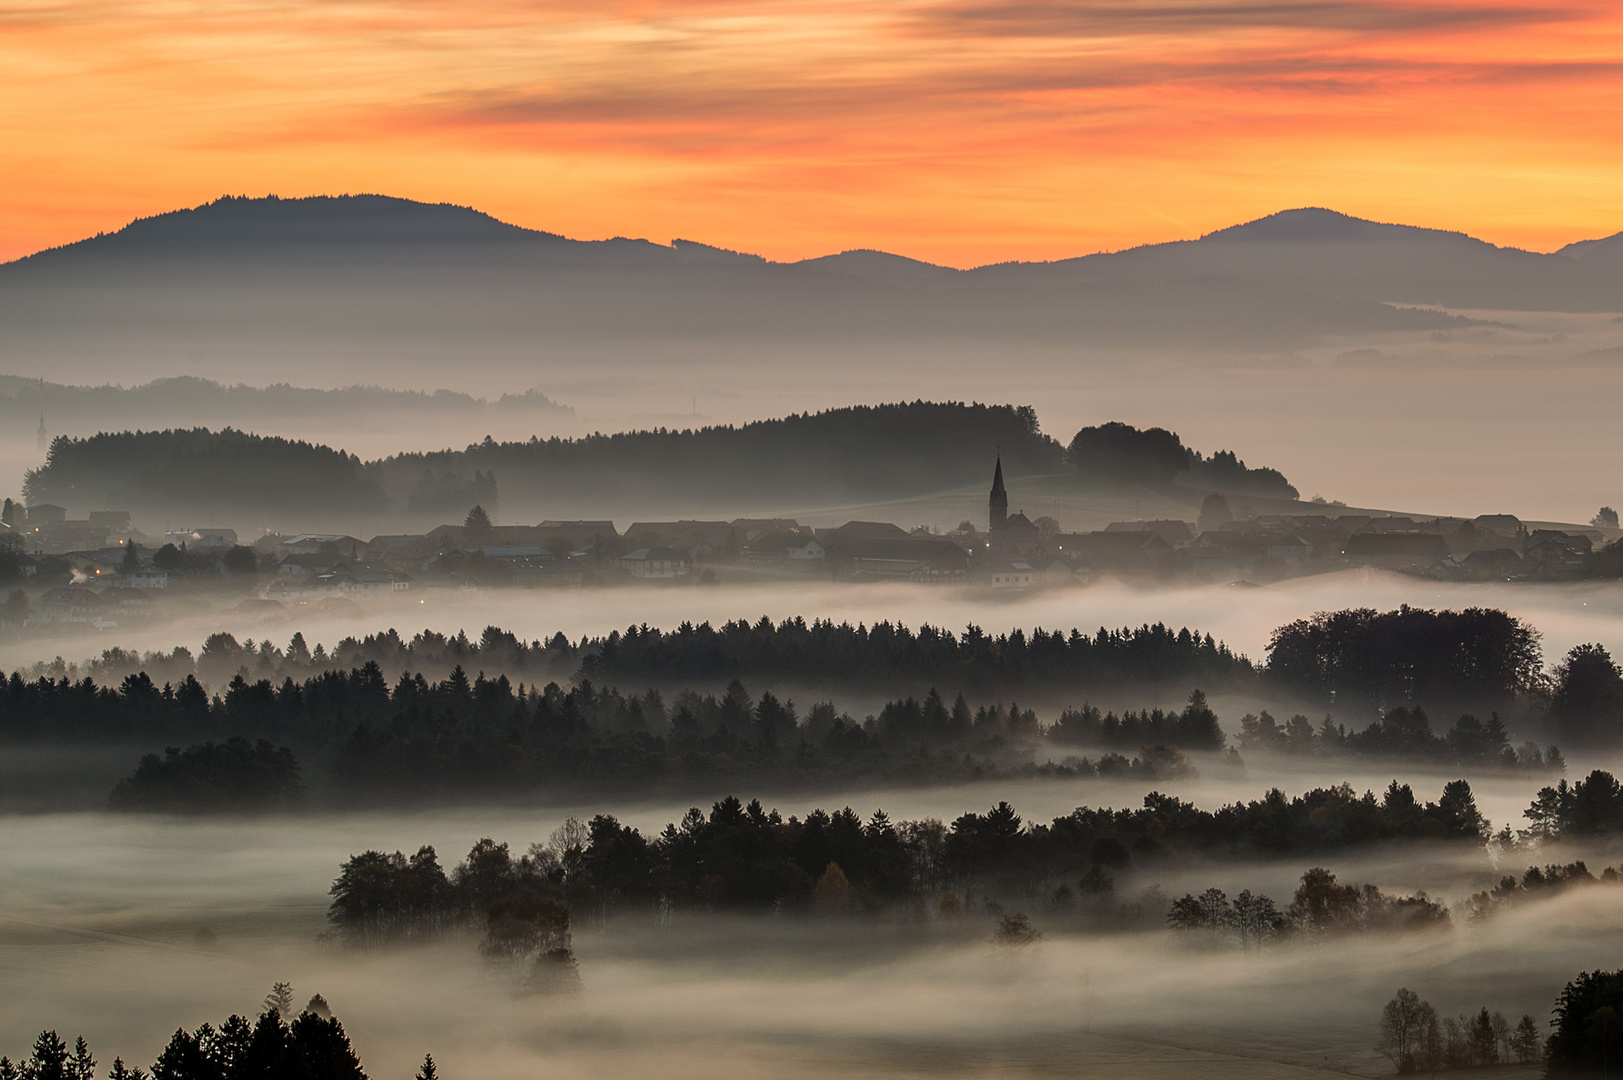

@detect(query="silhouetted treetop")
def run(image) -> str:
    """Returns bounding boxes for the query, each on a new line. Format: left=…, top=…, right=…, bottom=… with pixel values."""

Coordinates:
left=1066, top=421, right=1297, bottom=496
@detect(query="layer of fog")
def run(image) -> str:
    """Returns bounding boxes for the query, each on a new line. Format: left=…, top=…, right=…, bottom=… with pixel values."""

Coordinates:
left=3, top=310, right=1622, bottom=522
left=10, top=573, right=1623, bottom=689
left=0, top=793, right=1612, bottom=1080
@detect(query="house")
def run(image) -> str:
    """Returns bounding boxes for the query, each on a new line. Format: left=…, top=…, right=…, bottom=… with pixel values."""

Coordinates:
left=97, top=586, right=156, bottom=619
left=88, top=511, right=132, bottom=534
left=1528, top=530, right=1592, bottom=554
left=990, top=511, right=1041, bottom=555
left=1460, top=548, right=1526, bottom=580
left=537, top=520, right=621, bottom=552
left=1039, top=558, right=1083, bottom=584
left=743, top=532, right=826, bottom=561
left=329, top=561, right=412, bottom=595
left=365, top=535, right=444, bottom=571
left=276, top=533, right=362, bottom=558
left=908, top=545, right=971, bottom=582
left=229, top=597, right=291, bottom=626
left=1060, top=531, right=1174, bottom=574
left=274, top=561, right=411, bottom=599
left=818, top=521, right=911, bottom=552
left=988, top=561, right=1036, bottom=589
left=1295, top=526, right=1347, bottom=557
left=622, top=521, right=738, bottom=560
left=278, top=553, right=336, bottom=576
left=829, top=537, right=965, bottom=579
left=1343, top=532, right=1451, bottom=569
left=730, top=518, right=806, bottom=540
left=621, top=547, right=691, bottom=579
left=36, top=586, right=105, bottom=624
left=25, top=504, right=67, bottom=525
left=1523, top=537, right=1587, bottom=579
left=113, top=567, right=170, bottom=589
left=1266, top=535, right=1314, bottom=563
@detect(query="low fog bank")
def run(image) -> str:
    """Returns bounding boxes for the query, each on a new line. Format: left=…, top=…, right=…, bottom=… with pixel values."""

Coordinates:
left=10, top=572, right=1623, bottom=695
left=0, top=797, right=1613, bottom=1079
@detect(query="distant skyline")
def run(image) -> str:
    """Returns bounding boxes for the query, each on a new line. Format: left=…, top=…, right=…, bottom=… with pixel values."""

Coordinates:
left=4, top=0, right=1622, bottom=266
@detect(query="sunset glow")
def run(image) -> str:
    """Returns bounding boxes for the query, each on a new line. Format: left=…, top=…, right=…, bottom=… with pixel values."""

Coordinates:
left=4, top=0, right=1622, bottom=264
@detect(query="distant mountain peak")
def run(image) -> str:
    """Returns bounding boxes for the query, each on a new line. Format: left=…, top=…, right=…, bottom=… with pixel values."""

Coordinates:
left=794, top=249, right=955, bottom=280
left=17, top=193, right=566, bottom=262
left=1558, top=231, right=1623, bottom=262
left=1198, top=207, right=1480, bottom=245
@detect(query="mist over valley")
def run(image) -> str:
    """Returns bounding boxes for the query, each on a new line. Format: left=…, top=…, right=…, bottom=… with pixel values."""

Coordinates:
left=3, top=196, right=1623, bottom=1080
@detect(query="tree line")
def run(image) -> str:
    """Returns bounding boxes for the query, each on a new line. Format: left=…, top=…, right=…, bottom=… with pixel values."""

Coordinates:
left=1466, top=858, right=1623, bottom=920
left=1377, top=988, right=1543, bottom=1074
left=0, top=987, right=405, bottom=1080
left=66, top=655, right=1557, bottom=809
left=1167, top=865, right=1450, bottom=949
left=37, top=605, right=1622, bottom=741
left=1236, top=705, right=1563, bottom=771
left=23, top=428, right=389, bottom=521
left=0, top=652, right=1559, bottom=807
left=1378, top=967, right=1623, bottom=1075
left=330, top=780, right=1491, bottom=926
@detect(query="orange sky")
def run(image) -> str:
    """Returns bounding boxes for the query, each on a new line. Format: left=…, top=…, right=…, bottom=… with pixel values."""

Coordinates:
left=2, top=0, right=1621, bottom=265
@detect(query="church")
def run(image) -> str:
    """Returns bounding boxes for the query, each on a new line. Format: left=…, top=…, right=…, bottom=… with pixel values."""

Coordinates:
left=987, top=455, right=1038, bottom=554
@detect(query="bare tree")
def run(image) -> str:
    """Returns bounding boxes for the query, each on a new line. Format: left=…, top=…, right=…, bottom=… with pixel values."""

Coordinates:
left=1378, top=988, right=1426, bottom=1073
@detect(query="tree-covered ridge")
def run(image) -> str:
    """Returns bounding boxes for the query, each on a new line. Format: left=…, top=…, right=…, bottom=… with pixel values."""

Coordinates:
left=379, top=400, right=1062, bottom=494
left=33, top=617, right=1254, bottom=698
left=23, top=428, right=387, bottom=519
left=54, top=606, right=1553, bottom=716
left=18, top=402, right=1065, bottom=521
left=332, top=780, right=1490, bottom=922
left=14, top=402, right=1311, bottom=522
left=583, top=617, right=1252, bottom=691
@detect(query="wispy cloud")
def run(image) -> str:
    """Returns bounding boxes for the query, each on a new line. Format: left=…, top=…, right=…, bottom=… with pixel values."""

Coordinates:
left=1, top=0, right=1620, bottom=263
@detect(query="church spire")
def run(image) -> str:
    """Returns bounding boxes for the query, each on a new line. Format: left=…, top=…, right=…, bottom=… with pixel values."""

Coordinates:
left=989, top=453, right=1008, bottom=530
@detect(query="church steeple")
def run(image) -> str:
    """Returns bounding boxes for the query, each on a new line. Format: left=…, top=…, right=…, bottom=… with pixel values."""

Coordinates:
left=989, top=454, right=1008, bottom=530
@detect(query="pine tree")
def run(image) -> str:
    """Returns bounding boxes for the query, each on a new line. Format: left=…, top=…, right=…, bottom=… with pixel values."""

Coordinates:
left=414, top=1055, right=438, bottom=1080
left=21, top=1031, right=69, bottom=1080
left=263, top=982, right=295, bottom=1017
left=463, top=505, right=494, bottom=543
left=1510, top=1013, right=1543, bottom=1063
left=67, top=1039, right=93, bottom=1080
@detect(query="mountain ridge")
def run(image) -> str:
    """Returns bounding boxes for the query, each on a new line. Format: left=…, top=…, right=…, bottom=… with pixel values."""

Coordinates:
left=9, top=195, right=1608, bottom=271
left=3, top=195, right=1616, bottom=373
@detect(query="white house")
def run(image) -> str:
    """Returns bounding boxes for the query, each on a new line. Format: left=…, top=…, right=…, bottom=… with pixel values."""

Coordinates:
left=622, top=547, right=691, bottom=579
left=989, top=561, right=1036, bottom=589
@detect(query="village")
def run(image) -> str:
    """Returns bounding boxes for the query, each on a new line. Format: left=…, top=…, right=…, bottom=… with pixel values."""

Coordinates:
left=0, top=458, right=1610, bottom=631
